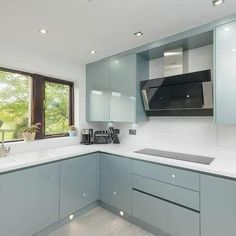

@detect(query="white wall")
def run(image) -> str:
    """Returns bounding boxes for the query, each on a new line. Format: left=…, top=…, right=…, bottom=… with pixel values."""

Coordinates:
left=106, top=45, right=236, bottom=154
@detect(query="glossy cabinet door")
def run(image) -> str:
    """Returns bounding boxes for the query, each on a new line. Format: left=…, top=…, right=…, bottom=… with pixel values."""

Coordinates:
left=99, top=154, right=132, bottom=214
left=133, top=190, right=199, bottom=236
left=86, top=61, right=110, bottom=122
left=60, top=154, right=98, bottom=219
left=109, top=54, right=136, bottom=122
left=0, top=163, right=59, bottom=236
left=215, top=21, right=236, bottom=124
left=201, top=175, right=236, bottom=236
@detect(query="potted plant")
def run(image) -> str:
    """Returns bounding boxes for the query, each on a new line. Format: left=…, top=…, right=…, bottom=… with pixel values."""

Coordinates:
left=69, top=125, right=77, bottom=137
left=20, top=123, right=41, bottom=142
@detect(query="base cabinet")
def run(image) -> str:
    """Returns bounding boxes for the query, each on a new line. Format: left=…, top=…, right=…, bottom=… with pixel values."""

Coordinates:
left=133, top=190, right=200, bottom=236
left=99, top=154, right=132, bottom=214
left=60, top=154, right=99, bottom=219
left=201, top=174, right=236, bottom=236
left=0, top=163, right=59, bottom=236
left=3, top=152, right=236, bottom=236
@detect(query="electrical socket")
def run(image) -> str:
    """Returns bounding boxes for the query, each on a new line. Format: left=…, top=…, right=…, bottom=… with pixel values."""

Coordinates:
left=129, top=129, right=136, bottom=135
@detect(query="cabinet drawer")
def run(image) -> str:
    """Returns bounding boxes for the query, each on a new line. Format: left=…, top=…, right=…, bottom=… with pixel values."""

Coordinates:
left=133, top=190, right=200, bottom=236
left=133, top=160, right=199, bottom=191
left=133, top=175, right=199, bottom=211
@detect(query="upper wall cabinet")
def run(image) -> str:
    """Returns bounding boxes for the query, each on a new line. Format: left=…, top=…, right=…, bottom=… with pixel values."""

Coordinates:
left=86, top=54, right=149, bottom=123
left=215, top=20, right=236, bottom=124
left=86, top=61, right=110, bottom=122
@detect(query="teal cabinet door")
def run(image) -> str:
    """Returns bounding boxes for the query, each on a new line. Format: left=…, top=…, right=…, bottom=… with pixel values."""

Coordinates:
left=60, top=154, right=98, bottom=219
left=201, top=175, right=236, bottom=236
left=215, top=20, right=236, bottom=124
left=110, top=54, right=136, bottom=122
left=99, top=154, right=132, bottom=214
left=86, top=53, right=148, bottom=123
left=133, top=190, right=199, bottom=236
left=86, top=61, right=110, bottom=122
left=0, top=163, right=59, bottom=236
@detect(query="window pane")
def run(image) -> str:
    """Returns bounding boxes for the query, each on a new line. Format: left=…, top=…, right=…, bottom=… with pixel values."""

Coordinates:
left=45, top=81, right=70, bottom=135
left=0, top=70, right=31, bottom=141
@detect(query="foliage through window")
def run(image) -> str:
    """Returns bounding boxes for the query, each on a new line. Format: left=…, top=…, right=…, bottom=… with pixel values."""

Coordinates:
left=0, top=68, right=74, bottom=141
left=0, top=71, right=31, bottom=141
left=45, top=81, right=70, bottom=135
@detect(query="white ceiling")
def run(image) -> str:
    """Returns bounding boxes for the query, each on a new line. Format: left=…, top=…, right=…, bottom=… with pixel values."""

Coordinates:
left=0, top=0, right=236, bottom=64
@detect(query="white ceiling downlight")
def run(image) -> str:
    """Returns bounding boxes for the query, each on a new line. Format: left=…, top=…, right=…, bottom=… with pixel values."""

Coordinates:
left=89, top=50, right=96, bottom=54
left=39, top=29, right=48, bottom=34
left=212, top=0, right=225, bottom=6
left=134, top=31, right=143, bottom=37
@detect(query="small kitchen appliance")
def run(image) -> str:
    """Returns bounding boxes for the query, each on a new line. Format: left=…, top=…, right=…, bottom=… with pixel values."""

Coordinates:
left=81, top=129, right=93, bottom=145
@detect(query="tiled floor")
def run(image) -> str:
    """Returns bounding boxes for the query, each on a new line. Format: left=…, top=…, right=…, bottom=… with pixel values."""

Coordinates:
left=48, top=207, right=154, bottom=236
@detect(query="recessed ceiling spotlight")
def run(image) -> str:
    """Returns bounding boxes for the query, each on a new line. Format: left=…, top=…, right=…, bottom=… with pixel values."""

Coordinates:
left=212, top=0, right=225, bottom=6
left=224, top=27, right=230, bottom=31
left=232, top=48, right=236, bottom=52
left=39, top=29, right=48, bottom=34
left=134, top=31, right=143, bottom=37
left=89, top=50, right=96, bottom=54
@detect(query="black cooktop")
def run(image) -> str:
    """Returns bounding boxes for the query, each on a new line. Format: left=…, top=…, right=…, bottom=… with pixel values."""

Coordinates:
left=135, top=148, right=215, bottom=165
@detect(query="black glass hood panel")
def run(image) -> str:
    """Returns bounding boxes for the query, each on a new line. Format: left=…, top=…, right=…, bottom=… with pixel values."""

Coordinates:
left=141, top=70, right=213, bottom=116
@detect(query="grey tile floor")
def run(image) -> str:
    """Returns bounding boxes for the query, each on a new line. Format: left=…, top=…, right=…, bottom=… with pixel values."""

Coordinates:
left=48, top=207, right=154, bottom=236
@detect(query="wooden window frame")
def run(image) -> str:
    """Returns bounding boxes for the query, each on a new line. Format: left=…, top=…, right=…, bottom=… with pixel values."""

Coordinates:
left=0, top=67, right=74, bottom=141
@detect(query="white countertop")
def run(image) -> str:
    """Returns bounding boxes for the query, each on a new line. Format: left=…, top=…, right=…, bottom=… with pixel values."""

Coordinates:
left=1, top=143, right=236, bottom=179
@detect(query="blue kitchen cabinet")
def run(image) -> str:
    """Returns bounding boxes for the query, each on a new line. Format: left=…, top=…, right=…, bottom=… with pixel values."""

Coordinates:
left=86, top=53, right=148, bottom=123
left=99, top=153, right=132, bottom=214
left=60, top=153, right=99, bottom=219
left=0, top=163, right=59, bottom=236
left=133, top=190, right=200, bottom=236
left=215, top=20, right=236, bottom=124
left=86, top=61, right=110, bottom=122
left=201, top=174, right=236, bottom=236
left=110, top=54, right=136, bottom=122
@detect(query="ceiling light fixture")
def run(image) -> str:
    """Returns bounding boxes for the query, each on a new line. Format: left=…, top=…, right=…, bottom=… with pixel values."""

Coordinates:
left=224, top=27, right=230, bottom=31
left=90, top=50, right=96, bottom=54
left=134, top=31, right=143, bottom=37
left=39, top=29, right=48, bottom=34
left=212, top=0, right=225, bottom=6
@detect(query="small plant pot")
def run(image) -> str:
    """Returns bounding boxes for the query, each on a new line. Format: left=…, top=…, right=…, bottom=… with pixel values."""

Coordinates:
left=23, top=132, right=36, bottom=142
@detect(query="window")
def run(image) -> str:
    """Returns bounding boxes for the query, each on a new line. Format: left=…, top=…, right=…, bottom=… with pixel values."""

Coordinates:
left=0, top=68, right=74, bottom=141
left=0, top=70, right=31, bottom=141
left=44, top=80, right=72, bottom=136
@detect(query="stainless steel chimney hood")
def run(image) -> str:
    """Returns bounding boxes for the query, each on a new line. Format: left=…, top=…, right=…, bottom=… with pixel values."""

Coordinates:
left=164, top=47, right=183, bottom=77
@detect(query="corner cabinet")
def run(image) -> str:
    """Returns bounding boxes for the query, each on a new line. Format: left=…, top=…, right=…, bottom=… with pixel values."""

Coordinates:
left=0, top=163, right=59, bottom=236
left=201, top=174, right=236, bottom=236
left=86, top=53, right=149, bottom=123
left=99, top=153, right=132, bottom=214
left=215, top=20, right=236, bottom=124
left=60, top=153, right=99, bottom=219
